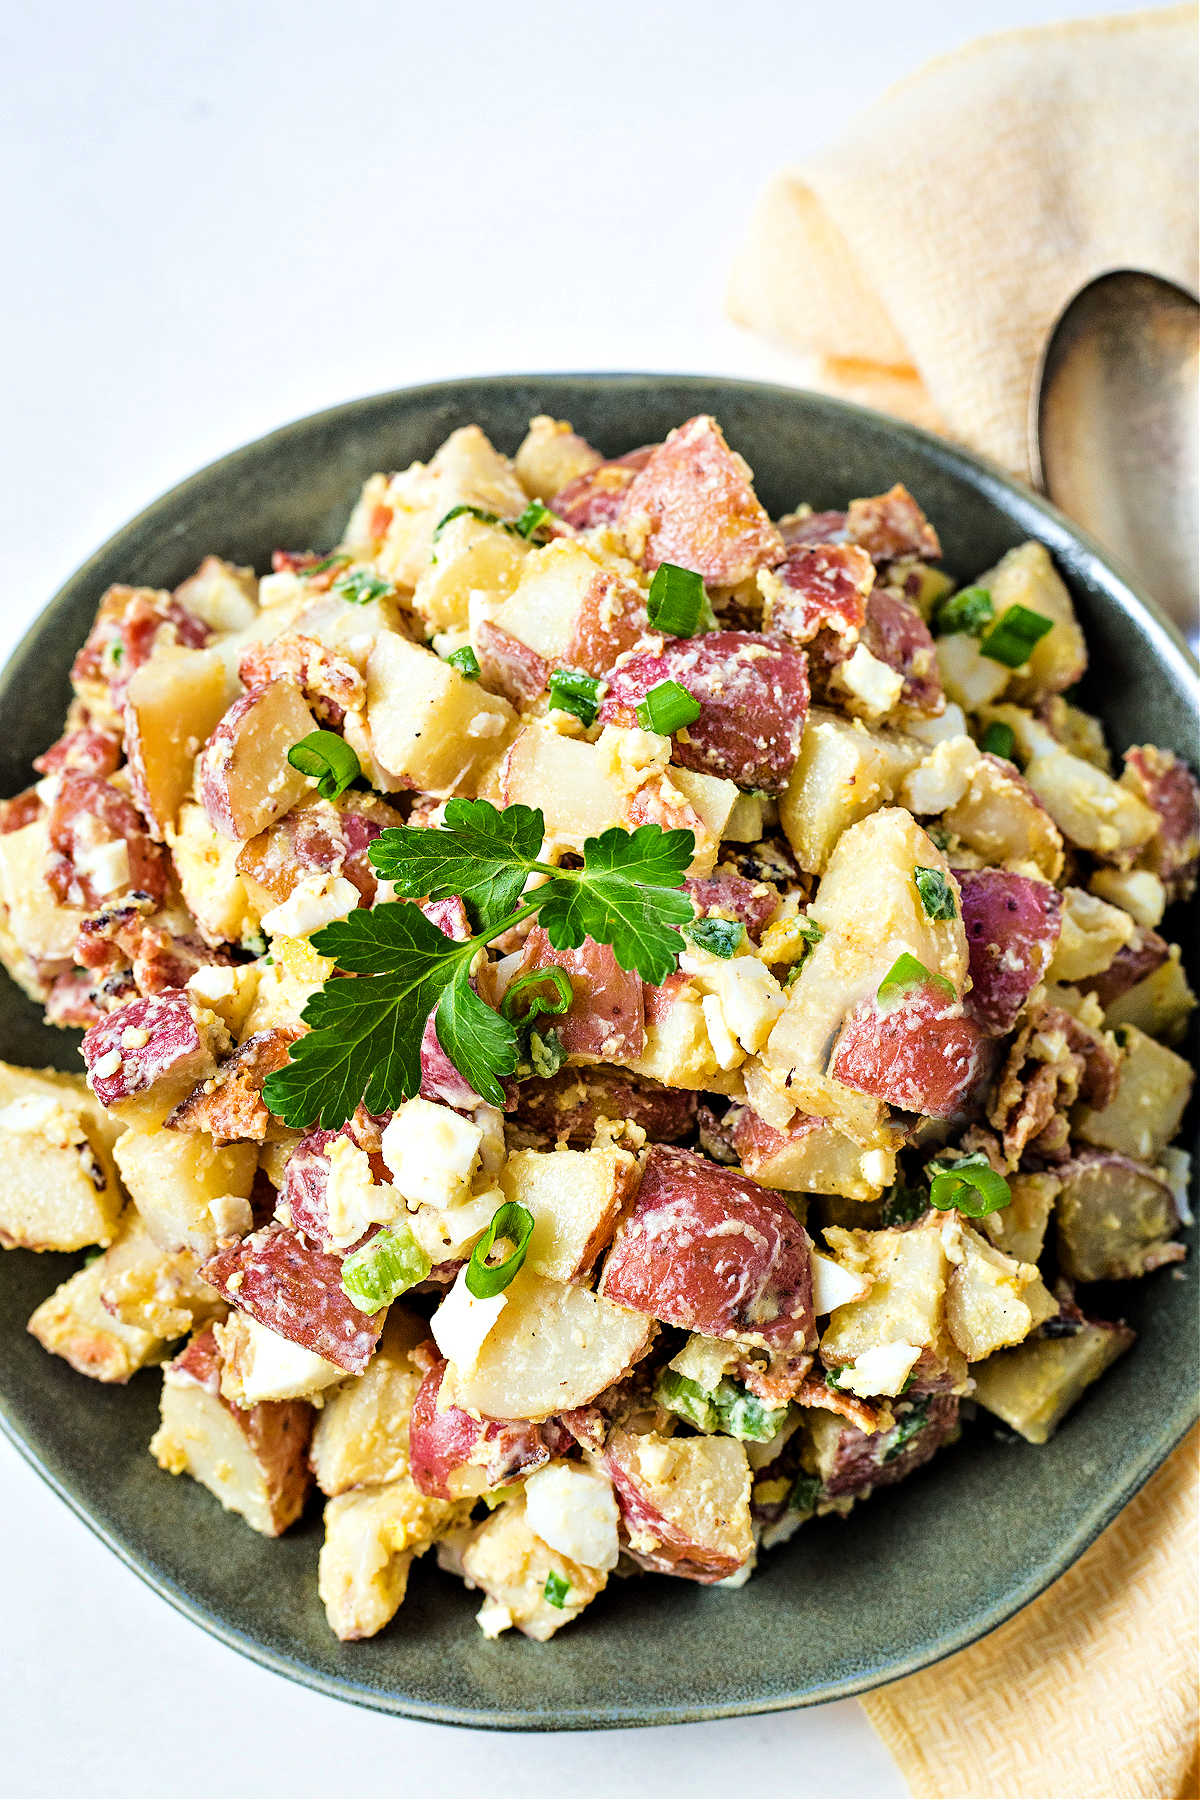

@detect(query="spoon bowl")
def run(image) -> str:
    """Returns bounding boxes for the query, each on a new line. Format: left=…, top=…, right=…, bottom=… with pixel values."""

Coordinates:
left=1033, top=269, right=1199, bottom=636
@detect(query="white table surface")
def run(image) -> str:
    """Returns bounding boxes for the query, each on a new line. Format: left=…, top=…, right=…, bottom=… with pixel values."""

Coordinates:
left=0, top=2, right=1147, bottom=1794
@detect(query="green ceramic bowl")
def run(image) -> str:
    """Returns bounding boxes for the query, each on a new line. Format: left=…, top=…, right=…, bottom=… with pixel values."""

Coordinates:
left=0, top=376, right=1195, bottom=1728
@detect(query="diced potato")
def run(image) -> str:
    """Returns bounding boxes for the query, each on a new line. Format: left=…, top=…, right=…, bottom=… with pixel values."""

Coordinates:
left=124, top=644, right=238, bottom=839
left=620, top=979, right=719, bottom=1090
left=310, top=1311, right=427, bottom=1497
left=442, top=1269, right=653, bottom=1421
left=670, top=768, right=741, bottom=849
left=1103, top=948, right=1196, bottom=1045
left=971, top=1321, right=1134, bottom=1444
left=458, top=1492, right=608, bottom=1640
left=778, top=709, right=920, bottom=874
left=977, top=1171, right=1058, bottom=1265
left=942, top=755, right=1064, bottom=881
left=1089, top=868, right=1166, bottom=931
left=819, top=1215, right=961, bottom=1382
left=0, top=1078, right=123, bottom=1252
left=239, top=936, right=334, bottom=1036
left=28, top=1224, right=165, bottom=1382
left=731, top=1104, right=897, bottom=1200
left=174, top=556, right=259, bottom=633
left=1024, top=748, right=1157, bottom=859
left=198, top=680, right=318, bottom=841
left=499, top=724, right=629, bottom=844
left=319, top=1477, right=466, bottom=1641
left=0, top=816, right=87, bottom=963
left=1047, top=886, right=1135, bottom=982
left=502, top=1146, right=638, bottom=1281
left=1074, top=1026, right=1191, bottom=1161
left=514, top=415, right=602, bottom=501
left=365, top=633, right=515, bottom=796
left=765, top=808, right=966, bottom=1121
left=411, top=510, right=529, bottom=635
left=943, top=1223, right=1055, bottom=1362
left=213, top=1310, right=346, bottom=1405
left=98, top=1210, right=221, bottom=1339
left=935, top=633, right=1010, bottom=709
left=973, top=541, right=1086, bottom=702
left=113, top=1128, right=258, bottom=1257
left=168, top=802, right=261, bottom=946
left=0, top=1060, right=122, bottom=1153
left=1056, top=1153, right=1180, bottom=1283
left=355, top=426, right=529, bottom=591
left=486, top=539, right=641, bottom=670
left=604, top=1428, right=754, bottom=1581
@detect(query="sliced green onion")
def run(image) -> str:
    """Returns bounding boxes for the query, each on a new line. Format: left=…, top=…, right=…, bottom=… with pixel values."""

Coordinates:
left=880, top=1180, right=928, bottom=1227
left=305, top=552, right=351, bottom=576
left=913, top=866, right=957, bottom=920
left=824, top=1366, right=848, bottom=1391
left=543, top=1571, right=571, bottom=1608
left=934, top=584, right=994, bottom=637
left=501, top=966, right=574, bottom=1024
left=980, top=720, right=1016, bottom=761
left=926, top=824, right=951, bottom=851
left=528, top=1027, right=566, bottom=1079
left=656, top=1369, right=718, bottom=1432
left=547, top=666, right=601, bottom=726
left=446, top=645, right=481, bottom=680
left=341, top=1225, right=431, bottom=1312
left=796, top=915, right=824, bottom=946
left=882, top=1397, right=930, bottom=1462
left=927, top=1151, right=1011, bottom=1217
left=514, top=499, right=553, bottom=539
left=979, top=604, right=1054, bottom=668
left=433, top=503, right=502, bottom=542
left=783, top=962, right=804, bottom=988
left=635, top=678, right=702, bottom=736
left=714, top=1380, right=788, bottom=1442
left=876, top=952, right=956, bottom=1004
left=481, top=1483, right=521, bottom=1512
left=789, top=1473, right=821, bottom=1513
left=685, top=916, right=746, bottom=958
left=287, top=730, right=361, bottom=800
left=646, top=562, right=714, bottom=637
left=465, top=1200, right=535, bottom=1299
left=333, top=567, right=395, bottom=606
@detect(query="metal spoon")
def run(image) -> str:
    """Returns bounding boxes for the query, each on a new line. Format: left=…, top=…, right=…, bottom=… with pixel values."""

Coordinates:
left=1031, top=269, right=1199, bottom=638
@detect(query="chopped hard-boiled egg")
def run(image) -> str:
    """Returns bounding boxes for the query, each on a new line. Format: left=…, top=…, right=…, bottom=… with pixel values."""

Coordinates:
left=260, top=872, right=361, bottom=939
left=829, top=1341, right=922, bottom=1399
left=810, top=1251, right=872, bottom=1316
left=523, top=1463, right=620, bottom=1573
left=380, top=1097, right=483, bottom=1208
left=430, top=1265, right=507, bottom=1374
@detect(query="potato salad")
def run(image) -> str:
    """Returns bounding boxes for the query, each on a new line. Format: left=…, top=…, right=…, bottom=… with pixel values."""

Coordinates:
left=1, top=411, right=1195, bottom=1644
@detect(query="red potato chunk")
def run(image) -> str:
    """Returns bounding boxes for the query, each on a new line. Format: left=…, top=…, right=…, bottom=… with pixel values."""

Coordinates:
left=413, top=898, right=492, bottom=1109
left=599, top=1145, right=816, bottom=1354
left=237, top=633, right=365, bottom=729
left=955, top=867, right=1063, bottom=1035
left=598, top=632, right=809, bottom=794
left=0, top=790, right=41, bottom=835
left=33, top=727, right=122, bottom=779
left=603, top=1427, right=753, bottom=1583
left=515, top=925, right=645, bottom=1061
left=200, top=1223, right=384, bottom=1374
left=151, top=1326, right=313, bottom=1537
left=408, top=1356, right=559, bottom=1500
left=71, top=584, right=210, bottom=713
left=474, top=622, right=550, bottom=706
left=45, top=772, right=166, bottom=910
left=1075, top=925, right=1169, bottom=1008
left=769, top=541, right=875, bottom=643
left=236, top=792, right=402, bottom=909
left=82, top=989, right=226, bottom=1125
left=617, top=416, right=783, bottom=586
left=278, top=1127, right=356, bottom=1248
left=167, top=1027, right=302, bottom=1143
left=511, top=1066, right=697, bottom=1145
left=844, top=484, right=941, bottom=562
left=861, top=590, right=943, bottom=713
left=197, top=679, right=318, bottom=841
left=815, top=1393, right=959, bottom=1499
left=1121, top=745, right=1200, bottom=898
left=550, top=446, right=655, bottom=529
left=45, top=969, right=105, bottom=1028
left=685, top=870, right=780, bottom=942
left=780, top=510, right=850, bottom=548
left=831, top=984, right=990, bottom=1120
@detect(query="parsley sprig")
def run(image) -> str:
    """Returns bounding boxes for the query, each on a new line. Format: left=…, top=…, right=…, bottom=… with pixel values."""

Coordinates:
left=262, top=800, right=694, bottom=1129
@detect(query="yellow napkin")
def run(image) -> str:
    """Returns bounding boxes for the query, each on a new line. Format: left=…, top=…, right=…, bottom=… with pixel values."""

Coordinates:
left=726, top=6, right=1199, bottom=482
left=862, top=1428, right=1199, bottom=1800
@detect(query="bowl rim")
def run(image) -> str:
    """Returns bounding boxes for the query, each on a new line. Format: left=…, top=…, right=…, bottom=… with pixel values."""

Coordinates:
left=1, top=371, right=1195, bottom=1729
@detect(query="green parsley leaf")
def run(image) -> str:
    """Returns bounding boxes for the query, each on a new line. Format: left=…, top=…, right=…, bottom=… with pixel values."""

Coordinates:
left=434, top=966, right=519, bottom=1107
left=370, top=799, right=545, bottom=931
left=446, top=645, right=481, bottom=680
left=536, top=824, right=693, bottom=984
left=913, top=865, right=957, bottom=920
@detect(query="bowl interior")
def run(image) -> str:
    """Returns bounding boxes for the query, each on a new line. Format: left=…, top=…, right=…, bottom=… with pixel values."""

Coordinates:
left=0, top=374, right=1194, bottom=1727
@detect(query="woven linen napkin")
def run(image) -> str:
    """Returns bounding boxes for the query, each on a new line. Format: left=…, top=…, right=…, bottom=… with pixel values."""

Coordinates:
left=726, top=6, right=1199, bottom=482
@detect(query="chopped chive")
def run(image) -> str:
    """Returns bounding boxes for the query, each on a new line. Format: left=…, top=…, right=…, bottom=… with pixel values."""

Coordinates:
left=789, top=1473, right=821, bottom=1513
left=635, top=678, right=701, bottom=736
left=528, top=1026, right=566, bottom=1078
left=880, top=1180, right=928, bottom=1227
left=646, top=562, right=714, bottom=637
left=882, top=1397, right=930, bottom=1462
left=447, top=645, right=481, bottom=680
left=876, top=952, right=956, bottom=1004
left=287, top=730, right=361, bottom=800
left=980, top=720, right=1016, bottom=761
left=432, top=503, right=502, bottom=541
left=514, top=499, right=553, bottom=539
left=341, top=1225, right=431, bottom=1312
left=543, top=1571, right=571, bottom=1608
left=500, top=966, right=574, bottom=1024
left=913, top=866, right=957, bottom=920
left=979, top=604, right=1054, bottom=668
left=685, top=916, right=746, bottom=958
left=933, top=584, right=994, bottom=637
left=927, top=1151, right=1011, bottom=1218
left=333, top=567, right=395, bottom=606
left=305, top=552, right=352, bottom=575
left=656, top=1369, right=718, bottom=1432
left=548, top=666, right=600, bottom=726
left=465, top=1200, right=535, bottom=1300
left=795, top=916, right=824, bottom=946
left=714, top=1381, right=788, bottom=1442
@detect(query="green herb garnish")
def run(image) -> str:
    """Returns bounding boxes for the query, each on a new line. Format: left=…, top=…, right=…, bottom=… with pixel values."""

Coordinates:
left=882, top=1397, right=930, bottom=1462
left=447, top=645, right=481, bottom=680
left=927, top=1150, right=1011, bottom=1217
left=287, top=730, right=361, bottom=800
left=980, top=720, right=1016, bottom=761
left=646, top=562, right=715, bottom=637
left=543, top=1571, right=571, bottom=1608
left=547, top=667, right=601, bottom=727
left=466, top=1199, right=535, bottom=1299
left=432, top=504, right=502, bottom=541
left=876, top=952, right=955, bottom=1005
left=656, top=1370, right=787, bottom=1442
left=934, top=584, right=994, bottom=637
left=341, top=1225, right=431, bottom=1311
left=261, top=800, right=693, bottom=1127
left=305, top=552, right=352, bottom=576
left=635, top=678, right=701, bottom=736
left=527, top=1027, right=566, bottom=1078
left=880, top=1180, right=928, bottom=1227
left=913, top=866, right=956, bottom=920
left=685, top=916, right=745, bottom=958
left=513, top=499, right=553, bottom=539
left=979, top=604, right=1054, bottom=668
left=333, top=567, right=395, bottom=606
left=500, top=966, right=574, bottom=1024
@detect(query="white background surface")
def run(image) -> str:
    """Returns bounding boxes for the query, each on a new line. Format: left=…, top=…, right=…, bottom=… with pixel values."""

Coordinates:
left=0, top=3, right=1151, bottom=1796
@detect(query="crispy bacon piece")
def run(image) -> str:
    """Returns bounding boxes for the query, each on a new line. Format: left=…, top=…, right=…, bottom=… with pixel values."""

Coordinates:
left=71, top=585, right=209, bottom=709
left=770, top=541, right=874, bottom=643
left=33, top=727, right=122, bottom=779
left=511, top=1066, right=696, bottom=1145
left=598, top=631, right=809, bottom=793
left=237, top=633, right=364, bottom=728
left=599, top=1145, right=816, bottom=1354
left=514, top=925, right=645, bottom=1061
left=75, top=906, right=232, bottom=996
left=168, top=1027, right=302, bottom=1143
left=550, top=446, right=655, bottom=530
left=844, top=484, right=941, bottom=562
left=989, top=1004, right=1120, bottom=1166
left=44, top=969, right=106, bottom=1029
left=955, top=867, right=1063, bottom=1035
left=617, top=416, right=783, bottom=587
left=201, top=1223, right=384, bottom=1373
